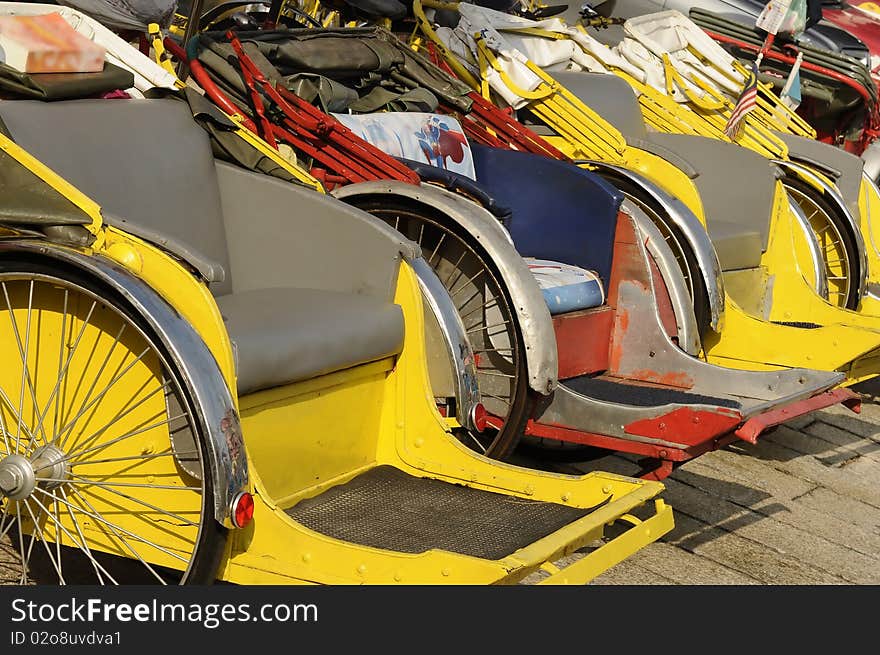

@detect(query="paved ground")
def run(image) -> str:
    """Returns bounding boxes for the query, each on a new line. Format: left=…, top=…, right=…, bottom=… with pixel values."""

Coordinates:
left=4, top=388, right=880, bottom=585
left=579, top=385, right=880, bottom=584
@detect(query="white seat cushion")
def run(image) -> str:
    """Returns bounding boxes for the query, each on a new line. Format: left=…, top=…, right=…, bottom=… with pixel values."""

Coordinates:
left=525, top=258, right=605, bottom=315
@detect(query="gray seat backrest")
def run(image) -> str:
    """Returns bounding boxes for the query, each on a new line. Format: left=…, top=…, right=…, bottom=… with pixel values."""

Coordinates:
left=552, top=71, right=648, bottom=142
left=642, top=132, right=777, bottom=253
left=0, top=98, right=232, bottom=295
left=774, top=131, right=864, bottom=211
left=215, top=162, right=414, bottom=300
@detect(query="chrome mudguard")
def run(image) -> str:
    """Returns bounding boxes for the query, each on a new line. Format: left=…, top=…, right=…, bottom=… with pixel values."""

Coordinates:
left=774, top=158, right=869, bottom=301
left=333, top=180, right=559, bottom=395
left=580, top=161, right=726, bottom=334
left=0, top=240, right=248, bottom=528
left=406, top=255, right=482, bottom=431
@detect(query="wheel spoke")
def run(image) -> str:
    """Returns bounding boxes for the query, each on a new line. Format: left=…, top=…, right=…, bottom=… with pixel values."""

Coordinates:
left=21, top=498, right=65, bottom=584
left=33, top=488, right=118, bottom=585
left=459, top=298, right=498, bottom=322
left=58, top=410, right=185, bottom=467
left=3, top=280, right=39, bottom=452
left=467, top=319, right=511, bottom=334
left=450, top=270, right=484, bottom=299
left=63, top=473, right=200, bottom=527
left=442, top=250, right=468, bottom=288
left=40, top=487, right=187, bottom=566
left=427, top=232, right=447, bottom=266
left=52, top=289, right=69, bottom=441
left=68, top=449, right=197, bottom=467
left=39, top=475, right=201, bottom=493
left=0, top=276, right=205, bottom=585
left=55, top=346, right=154, bottom=450
left=30, top=296, right=102, bottom=448
left=54, top=487, right=170, bottom=584
left=15, top=502, right=29, bottom=584
left=476, top=370, right=516, bottom=378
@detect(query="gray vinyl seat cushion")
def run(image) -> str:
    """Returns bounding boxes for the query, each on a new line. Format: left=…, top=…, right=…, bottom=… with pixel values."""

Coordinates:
left=552, top=71, right=648, bottom=142
left=216, top=288, right=404, bottom=395
left=704, top=221, right=764, bottom=272
left=0, top=97, right=409, bottom=395
left=549, top=72, right=775, bottom=271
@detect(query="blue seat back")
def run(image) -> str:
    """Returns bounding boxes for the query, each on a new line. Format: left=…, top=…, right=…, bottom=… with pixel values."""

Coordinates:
left=470, top=144, right=622, bottom=285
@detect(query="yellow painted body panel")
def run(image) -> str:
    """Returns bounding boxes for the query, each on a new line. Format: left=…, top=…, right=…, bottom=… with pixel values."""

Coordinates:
left=1, top=119, right=671, bottom=583
left=219, top=262, right=671, bottom=584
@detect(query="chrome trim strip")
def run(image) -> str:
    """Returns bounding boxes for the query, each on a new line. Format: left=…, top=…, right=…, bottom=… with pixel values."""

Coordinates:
left=579, top=161, right=726, bottom=333
left=407, top=256, right=481, bottom=431
left=0, top=240, right=247, bottom=528
left=774, top=159, right=868, bottom=300
left=787, top=197, right=830, bottom=300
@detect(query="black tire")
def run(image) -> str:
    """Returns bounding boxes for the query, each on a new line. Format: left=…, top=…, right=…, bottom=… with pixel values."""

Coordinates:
left=782, top=174, right=862, bottom=310
left=0, top=255, right=226, bottom=584
left=345, top=196, right=531, bottom=459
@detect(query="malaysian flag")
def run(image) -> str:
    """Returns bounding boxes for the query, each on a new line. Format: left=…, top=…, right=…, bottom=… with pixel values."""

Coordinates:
left=724, top=62, right=759, bottom=139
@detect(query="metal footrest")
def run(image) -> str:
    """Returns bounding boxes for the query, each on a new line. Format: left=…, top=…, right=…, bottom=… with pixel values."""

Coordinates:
left=286, top=466, right=593, bottom=560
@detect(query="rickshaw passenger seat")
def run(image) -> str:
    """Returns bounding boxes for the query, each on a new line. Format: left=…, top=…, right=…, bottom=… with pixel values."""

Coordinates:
left=640, top=133, right=776, bottom=271
left=0, top=98, right=234, bottom=294
left=469, top=143, right=622, bottom=286
left=216, top=288, right=404, bottom=395
left=0, top=98, right=411, bottom=394
left=549, top=72, right=778, bottom=272
left=551, top=71, right=649, bottom=143
left=775, top=131, right=864, bottom=210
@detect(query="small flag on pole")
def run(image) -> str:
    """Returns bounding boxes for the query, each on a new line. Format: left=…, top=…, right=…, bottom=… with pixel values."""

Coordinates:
left=780, top=52, right=803, bottom=110
left=724, top=62, right=759, bottom=139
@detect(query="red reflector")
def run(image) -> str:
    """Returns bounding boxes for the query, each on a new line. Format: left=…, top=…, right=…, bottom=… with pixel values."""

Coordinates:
left=472, top=403, right=488, bottom=432
left=232, top=492, right=254, bottom=528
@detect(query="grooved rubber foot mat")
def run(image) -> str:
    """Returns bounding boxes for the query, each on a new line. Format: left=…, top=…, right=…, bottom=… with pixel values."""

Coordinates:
left=562, top=375, right=740, bottom=409
left=286, top=466, right=592, bottom=559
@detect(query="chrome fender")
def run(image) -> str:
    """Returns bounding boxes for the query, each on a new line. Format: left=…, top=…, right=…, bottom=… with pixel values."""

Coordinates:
left=333, top=181, right=558, bottom=395
left=623, top=199, right=701, bottom=355
left=580, top=161, right=726, bottom=334
left=774, top=158, right=868, bottom=301
left=0, top=240, right=248, bottom=529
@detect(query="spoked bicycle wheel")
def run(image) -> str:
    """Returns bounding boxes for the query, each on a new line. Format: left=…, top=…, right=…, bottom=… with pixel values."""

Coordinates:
left=349, top=198, right=530, bottom=460
left=0, top=262, right=224, bottom=584
left=782, top=178, right=861, bottom=310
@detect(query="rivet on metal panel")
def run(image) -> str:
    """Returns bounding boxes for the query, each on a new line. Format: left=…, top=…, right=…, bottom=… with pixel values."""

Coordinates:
left=601, top=485, right=612, bottom=494
left=414, top=438, right=424, bottom=448
left=357, top=564, right=367, bottom=574
left=561, top=492, right=571, bottom=502
left=524, top=484, right=535, bottom=496
left=441, top=568, right=451, bottom=577
left=302, top=553, right=311, bottom=563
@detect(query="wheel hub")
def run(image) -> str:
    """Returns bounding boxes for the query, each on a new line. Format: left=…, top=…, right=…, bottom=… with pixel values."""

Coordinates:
left=0, top=444, right=68, bottom=501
